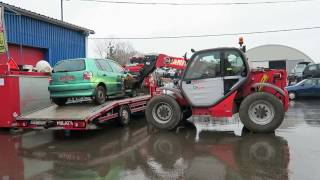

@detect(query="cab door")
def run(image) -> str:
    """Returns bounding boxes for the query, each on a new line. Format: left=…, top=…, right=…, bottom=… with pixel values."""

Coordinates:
left=223, top=50, right=248, bottom=94
left=181, top=50, right=224, bottom=107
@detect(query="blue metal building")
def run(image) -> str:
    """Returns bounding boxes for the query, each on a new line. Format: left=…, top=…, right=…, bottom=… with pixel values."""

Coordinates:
left=0, top=2, right=94, bottom=66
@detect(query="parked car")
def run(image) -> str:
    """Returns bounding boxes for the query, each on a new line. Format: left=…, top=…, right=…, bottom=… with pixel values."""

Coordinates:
left=288, top=62, right=310, bottom=85
left=286, top=78, right=320, bottom=100
left=48, top=58, right=126, bottom=106
left=302, top=63, right=320, bottom=79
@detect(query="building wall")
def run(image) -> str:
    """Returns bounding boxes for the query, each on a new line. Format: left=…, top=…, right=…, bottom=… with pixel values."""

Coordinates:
left=246, top=44, right=314, bottom=73
left=3, top=11, right=87, bottom=66
left=246, top=44, right=313, bottom=63
left=0, top=43, right=45, bottom=66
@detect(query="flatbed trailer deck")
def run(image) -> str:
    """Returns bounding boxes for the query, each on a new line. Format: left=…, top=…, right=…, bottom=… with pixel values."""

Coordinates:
left=16, top=95, right=151, bottom=130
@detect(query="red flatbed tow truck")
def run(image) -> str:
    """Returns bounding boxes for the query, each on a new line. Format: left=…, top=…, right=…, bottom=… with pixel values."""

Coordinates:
left=0, top=59, right=153, bottom=130
left=13, top=53, right=179, bottom=130
left=16, top=95, right=150, bottom=130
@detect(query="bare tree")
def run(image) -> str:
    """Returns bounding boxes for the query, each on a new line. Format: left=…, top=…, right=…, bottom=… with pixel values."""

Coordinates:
left=94, top=39, right=139, bottom=65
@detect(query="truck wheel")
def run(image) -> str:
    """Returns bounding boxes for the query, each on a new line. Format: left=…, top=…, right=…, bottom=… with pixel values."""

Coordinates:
left=239, top=92, right=284, bottom=133
left=93, top=86, right=106, bottom=105
left=52, top=98, right=68, bottom=106
left=118, top=105, right=131, bottom=126
left=146, top=95, right=182, bottom=130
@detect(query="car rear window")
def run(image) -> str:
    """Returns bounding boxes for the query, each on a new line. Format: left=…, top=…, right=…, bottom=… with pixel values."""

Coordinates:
left=53, top=59, right=85, bottom=72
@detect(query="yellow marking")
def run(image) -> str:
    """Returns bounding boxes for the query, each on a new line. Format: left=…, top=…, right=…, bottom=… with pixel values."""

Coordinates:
left=259, top=74, right=269, bottom=91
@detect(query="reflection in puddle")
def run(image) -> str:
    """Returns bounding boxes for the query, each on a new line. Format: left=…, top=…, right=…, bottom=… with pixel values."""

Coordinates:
left=0, top=119, right=290, bottom=180
left=188, top=114, right=244, bottom=141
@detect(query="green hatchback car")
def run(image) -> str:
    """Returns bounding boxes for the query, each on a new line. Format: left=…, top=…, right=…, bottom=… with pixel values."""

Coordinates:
left=48, top=58, right=126, bottom=106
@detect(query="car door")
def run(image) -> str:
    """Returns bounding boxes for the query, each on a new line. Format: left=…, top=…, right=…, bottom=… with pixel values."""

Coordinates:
left=181, top=50, right=224, bottom=107
left=297, top=79, right=315, bottom=97
left=316, top=79, right=320, bottom=97
left=95, top=59, right=118, bottom=95
left=107, top=60, right=125, bottom=92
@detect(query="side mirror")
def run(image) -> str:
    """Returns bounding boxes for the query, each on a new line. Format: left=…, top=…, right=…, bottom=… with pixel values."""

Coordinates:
left=301, top=83, right=305, bottom=86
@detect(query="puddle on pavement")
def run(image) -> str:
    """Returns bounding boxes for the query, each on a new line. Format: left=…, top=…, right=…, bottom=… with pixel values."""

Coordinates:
left=2, top=100, right=320, bottom=179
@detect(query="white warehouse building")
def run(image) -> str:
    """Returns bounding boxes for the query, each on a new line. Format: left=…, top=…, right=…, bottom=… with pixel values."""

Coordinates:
left=246, top=44, right=314, bottom=73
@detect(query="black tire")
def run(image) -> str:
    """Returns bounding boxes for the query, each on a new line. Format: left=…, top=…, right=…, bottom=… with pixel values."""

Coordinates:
left=93, top=86, right=106, bottom=105
left=118, top=105, right=131, bottom=126
left=239, top=92, right=284, bottom=133
left=52, top=98, right=68, bottom=106
left=145, top=95, right=182, bottom=130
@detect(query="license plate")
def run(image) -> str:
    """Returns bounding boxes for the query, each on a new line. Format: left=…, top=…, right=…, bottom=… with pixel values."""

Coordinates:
left=57, top=121, right=73, bottom=126
left=59, top=76, right=75, bottom=81
left=30, top=121, right=46, bottom=125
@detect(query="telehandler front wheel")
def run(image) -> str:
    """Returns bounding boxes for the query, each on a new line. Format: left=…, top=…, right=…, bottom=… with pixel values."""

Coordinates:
left=239, top=92, right=284, bottom=133
left=146, top=95, right=182, bottom=130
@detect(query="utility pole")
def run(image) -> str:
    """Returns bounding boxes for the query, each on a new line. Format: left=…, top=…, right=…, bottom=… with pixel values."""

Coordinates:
left=61, top=0, right=64, bottom=21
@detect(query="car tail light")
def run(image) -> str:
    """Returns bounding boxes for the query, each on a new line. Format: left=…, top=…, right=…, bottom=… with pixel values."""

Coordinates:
left=17, top=121, right=28, bottom=127
left=73, top=121, right=86, bottom=128
left=83, top=71, right=93, bottom=80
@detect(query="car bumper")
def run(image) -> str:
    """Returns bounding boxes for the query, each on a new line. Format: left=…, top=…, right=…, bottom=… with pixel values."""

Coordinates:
left=49, top=82, right=96, bottom=98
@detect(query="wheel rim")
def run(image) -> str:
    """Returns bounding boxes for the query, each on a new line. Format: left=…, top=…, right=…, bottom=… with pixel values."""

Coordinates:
left=97, top=88, right=105, bottom=100
left=121, top=109, right=129, bottom=123
left=152, top=102, right=173, bottom=124
left=248, top=100, right=275, bottom=125
left=289, top=93, right=295, bottom=100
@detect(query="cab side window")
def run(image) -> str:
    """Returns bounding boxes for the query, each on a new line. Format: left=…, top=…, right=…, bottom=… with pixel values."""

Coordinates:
left=184, top=51, right=221, bottom=80
left=225, top=50, right=246, bottom=76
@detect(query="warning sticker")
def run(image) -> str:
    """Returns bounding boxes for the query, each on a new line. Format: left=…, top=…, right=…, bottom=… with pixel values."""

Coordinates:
left=0, top=78, right=4, bottom=86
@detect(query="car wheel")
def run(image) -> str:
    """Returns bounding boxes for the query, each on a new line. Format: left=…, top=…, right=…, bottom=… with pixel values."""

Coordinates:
left=289, top=92, right=296, bottom=100
left=118, top=105, right=131, bottom=126
left=239, top=92, right=284, bottom=133
left=52, top=98, right=68, bottom=106
left=93, top=86, right=106, bottom=105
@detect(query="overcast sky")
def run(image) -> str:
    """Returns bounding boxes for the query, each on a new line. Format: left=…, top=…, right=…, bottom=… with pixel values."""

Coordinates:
left=2, top=0, right=320, bottom=61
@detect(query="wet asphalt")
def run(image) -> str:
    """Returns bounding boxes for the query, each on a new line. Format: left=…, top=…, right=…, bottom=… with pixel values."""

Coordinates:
left=1, top=100, right=320, bottom=180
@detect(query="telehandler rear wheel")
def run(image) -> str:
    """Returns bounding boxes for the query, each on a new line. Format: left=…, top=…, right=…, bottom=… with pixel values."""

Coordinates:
left=146, top=95, right=182, bottom=130
left=239, top=92, right=284, bottom=133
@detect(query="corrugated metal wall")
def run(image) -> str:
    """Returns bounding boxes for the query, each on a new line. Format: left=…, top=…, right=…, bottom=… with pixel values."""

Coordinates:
left=4, top=11, right=87, bottom=66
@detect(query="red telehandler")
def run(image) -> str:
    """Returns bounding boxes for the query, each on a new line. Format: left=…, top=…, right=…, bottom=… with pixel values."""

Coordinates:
left=142, top=38, right=289, bottom=133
